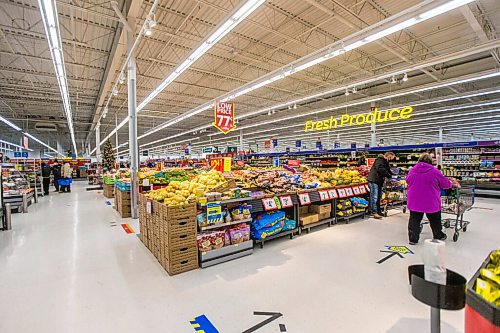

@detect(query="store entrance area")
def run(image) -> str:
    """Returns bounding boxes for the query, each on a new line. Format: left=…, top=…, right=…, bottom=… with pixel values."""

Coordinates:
left=1, top=182, right=498, bottom=333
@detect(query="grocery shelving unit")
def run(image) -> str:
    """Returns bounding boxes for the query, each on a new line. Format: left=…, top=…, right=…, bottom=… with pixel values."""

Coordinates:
left=198, top=198, right=254, bottom=267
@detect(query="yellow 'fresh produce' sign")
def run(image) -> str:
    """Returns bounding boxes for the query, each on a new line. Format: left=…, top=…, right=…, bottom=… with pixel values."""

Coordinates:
left=304, top=106, right=413, bottom=132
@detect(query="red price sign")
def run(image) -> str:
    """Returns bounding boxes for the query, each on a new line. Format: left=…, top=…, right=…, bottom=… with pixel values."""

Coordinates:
left=210, top=158, right=224, bottom=172
left=352, top=186, right=361, bottom=195
left=262, top=197, right=278, bottom=211
left=337, top=188, right=347, bottom=198
left=318, top=190, right=330, bottom=201
left=287, top=160, right=300, bottom=167
left=213, top=101, right=236, bottom=134
left=298, top=192, right=311, bottom=205
left=279, top=195, right=293, bottom=208
left=367, top=158, right=376, bottom=168
left=345, top=187, right=354, bottom=197
left=328, top=189, right=338, bottom=199
left=358, top=185, right=367, bottom=194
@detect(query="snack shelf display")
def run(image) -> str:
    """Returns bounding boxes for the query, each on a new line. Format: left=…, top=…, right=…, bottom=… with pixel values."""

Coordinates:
left=197, top=199, right=254, bottom=267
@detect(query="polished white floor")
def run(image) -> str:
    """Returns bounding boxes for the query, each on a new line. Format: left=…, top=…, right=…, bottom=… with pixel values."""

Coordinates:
left=0, top=182, right=499, bottom=333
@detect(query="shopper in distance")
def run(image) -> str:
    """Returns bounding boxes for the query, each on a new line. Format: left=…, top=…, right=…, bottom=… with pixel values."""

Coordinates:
left=52, top=159, right=62, bottom=192
left=367, top=152, right=395, bottom=219
left=406, top=153, right=454, bottom=245
left=40, top=162, right=51, bottom=196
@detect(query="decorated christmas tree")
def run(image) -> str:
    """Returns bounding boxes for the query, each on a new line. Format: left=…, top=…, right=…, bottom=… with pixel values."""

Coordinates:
left=102, top=139, right=115, bottom=172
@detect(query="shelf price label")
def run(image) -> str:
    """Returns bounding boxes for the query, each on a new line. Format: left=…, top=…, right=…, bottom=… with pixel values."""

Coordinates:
left=146, top=200, right=153, bottom=214
left=352, top=186, right=361, bottom=195
left=358, top=185, right=367, bottom=194
left=318, top=190, right=330, bottom=201
left=262, top=197, right=278, bottom=211
left=279, top=195, right=293, bottom=208
left=337, top=188, right=347, bottom=198
left=298, top=192, right=312, bottom=205
left=328, top=189, right=338, bottom=199
left=345, top=187, right=354, bottom=197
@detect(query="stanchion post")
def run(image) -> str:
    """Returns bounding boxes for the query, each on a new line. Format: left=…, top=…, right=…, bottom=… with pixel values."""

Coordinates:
left=431, top=307, right=440, bottom=333
left=5, top=203, right=12, bottom=230
left=22, top=193, right=28, bottom=213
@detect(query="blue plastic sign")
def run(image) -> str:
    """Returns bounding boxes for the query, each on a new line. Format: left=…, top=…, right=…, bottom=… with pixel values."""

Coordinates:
left=142, top=150, right=149, bottom=156
left=14, top=152, right=21, bottom=157
left=334, top=142, right=340, bottom=148
left=272, top=139, right=278, bottom=147
left=295, top=140, right=301, bottom=148
left=272, top=157, right=280, bottom=167
left=365, top=143, right=370, bottom=148
left=316, top=141, right=322, bottom=149
left=227, top=146, right=237, bottom=153
left=351, top=142, right=357, bottom=149
left=184, top=148, right=190, bottom=154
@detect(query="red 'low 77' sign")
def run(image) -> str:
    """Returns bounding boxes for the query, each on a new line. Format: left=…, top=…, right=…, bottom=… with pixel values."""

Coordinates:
left=213, top=101, right=236, bottom=134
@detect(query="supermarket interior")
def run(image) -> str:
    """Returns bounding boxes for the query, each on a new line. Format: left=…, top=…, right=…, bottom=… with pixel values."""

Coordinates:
left=0, top=0, right=499, bottom=332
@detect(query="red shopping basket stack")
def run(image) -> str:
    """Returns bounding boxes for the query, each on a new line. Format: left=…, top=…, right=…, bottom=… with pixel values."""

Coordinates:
left=465, top=251, right=500, bottom=333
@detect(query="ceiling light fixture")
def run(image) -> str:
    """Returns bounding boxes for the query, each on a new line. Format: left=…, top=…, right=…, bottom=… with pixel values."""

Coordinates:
left=118, top=73, right=125, bottom=84
left=23, top=132, right=63, bottom=156
left=37, top=0, right=77, bottom=154
left=352, top=86, right=357, bottom=93
left=0, top=114, right=22, bottom=131
left=391, top=75, right=397, bottom=84
left=0, top=139, right=34, bottom=152
left=112, top=87, right=118, bottom=96
left=139, top=73, right=500, bottom=152
left=293, top=104, right=297, bottom=109
left=345, top=89, right=350, bottom=96
left=136, top=0, right=265, bottom=113
left=134, top=0, right=475, bottom=142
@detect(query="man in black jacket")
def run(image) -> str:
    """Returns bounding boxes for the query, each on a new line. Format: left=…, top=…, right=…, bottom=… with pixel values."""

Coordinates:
left=41, top=162, right=51, bottom=195
left=52, top=159, right=62, bottom=192
left=367, top=152, right=395, bottom=219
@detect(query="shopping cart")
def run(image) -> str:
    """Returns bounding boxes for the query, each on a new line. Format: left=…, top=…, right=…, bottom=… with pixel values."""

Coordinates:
left=382, top=175, right=407, bottom=216
left=440, top=185, right=475, bottom=242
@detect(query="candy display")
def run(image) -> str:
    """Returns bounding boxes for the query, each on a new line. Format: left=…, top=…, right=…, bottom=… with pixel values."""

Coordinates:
left=474, top=250, right=500, bottom=306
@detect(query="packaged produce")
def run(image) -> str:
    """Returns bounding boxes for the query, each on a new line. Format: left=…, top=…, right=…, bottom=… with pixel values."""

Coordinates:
left=283, top=219, right=297, bottom=231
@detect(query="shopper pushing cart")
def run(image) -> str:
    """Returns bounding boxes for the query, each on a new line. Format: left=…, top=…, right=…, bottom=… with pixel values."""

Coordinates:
left=406, top=153, right=457, bottom=245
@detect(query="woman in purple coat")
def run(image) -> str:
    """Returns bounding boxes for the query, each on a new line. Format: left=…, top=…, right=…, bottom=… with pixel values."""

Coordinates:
left=406, top=153, right=453, bottom=245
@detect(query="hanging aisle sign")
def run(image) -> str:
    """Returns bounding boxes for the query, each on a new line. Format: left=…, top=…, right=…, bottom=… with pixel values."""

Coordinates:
left=213, top=101, right=236, bottom=134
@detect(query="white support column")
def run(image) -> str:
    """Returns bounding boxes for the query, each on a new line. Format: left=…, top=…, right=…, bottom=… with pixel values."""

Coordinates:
left=127, top=18, right=139, bottom=219
left=239, top=129, right=244, bottom=152
left=370, top=102, right=377, bottom=147
left=96, top=123, right=101, bottom=163
left=437, top=127, right=443, bottom=168
left=115, top=113, right=119, bottom=158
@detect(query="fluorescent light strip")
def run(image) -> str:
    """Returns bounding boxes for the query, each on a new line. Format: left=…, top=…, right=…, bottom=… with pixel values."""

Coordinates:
left=229, top=70, right=500, bottom=132
left=191, top=106, right=500, bottom=148
left=38, top=0, right=77, bottom=154
left=137, top=0, right=474, bottom=139
left=145, top=80, right=500, bottom=152
left=143, top=73, right=500, bottom=149
left=23, top=132, right=64, bottom=156
left=0, top=114, right=22, bottom=131
left=132, top=0, right=265, bottom=123
left=95, top=0, right=265, bottom=152
left=0, top=139, right=34, bottom=151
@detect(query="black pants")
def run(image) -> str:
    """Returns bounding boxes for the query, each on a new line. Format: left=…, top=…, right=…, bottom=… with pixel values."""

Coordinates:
left=408, top=210, right=445, bottom=242
left=42, top=177, right=50, bottom=195
left=54, top=177, right=60, bottom=192
left=60, top=185, right=71, bottom=192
